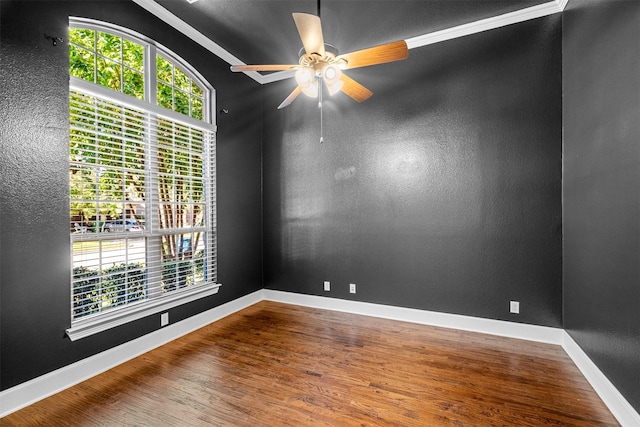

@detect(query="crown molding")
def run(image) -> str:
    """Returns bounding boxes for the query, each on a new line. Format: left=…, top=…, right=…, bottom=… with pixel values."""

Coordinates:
left=133, top=0, right=568, bottom=85
left=261, top=69, right=297, bottom=84
left=405, top=0, right=564, bottom=49
left=557, top=0, right=570, bottom=12
left=131, top=0, right=265, bottom=84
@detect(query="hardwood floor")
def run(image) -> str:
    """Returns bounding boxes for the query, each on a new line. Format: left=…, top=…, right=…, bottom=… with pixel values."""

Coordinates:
left=3, top=301, right=618, bottom=426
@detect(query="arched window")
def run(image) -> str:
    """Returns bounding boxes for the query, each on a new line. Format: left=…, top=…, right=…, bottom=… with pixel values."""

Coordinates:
left=67, top=18, right=218, bottom=340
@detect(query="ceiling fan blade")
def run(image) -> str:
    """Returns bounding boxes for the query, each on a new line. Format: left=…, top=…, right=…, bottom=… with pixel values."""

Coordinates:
left=339, top=74, right=373, bottom=103
left=230, top=64, right=298, bottom=72
left=278, top=86, right=303, bottom=109
left=337, top=40, right=408, bottom=70
left=292, top=13, right=325, bottom=57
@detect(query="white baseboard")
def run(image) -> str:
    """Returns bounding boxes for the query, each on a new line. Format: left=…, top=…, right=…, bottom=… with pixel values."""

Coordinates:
left=3, top=289, right=638, bottom=426
left=562, top=332, right=640, bottom=427
left=263, top=290, right=564, bottom=345
left=0, top=290, right=264, bottom=418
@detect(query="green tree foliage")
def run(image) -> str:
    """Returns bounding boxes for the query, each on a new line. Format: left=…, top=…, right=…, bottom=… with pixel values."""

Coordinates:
left=69, top=28, right=144, bottom=99
left=73, top=263, right=146, bottom=318
left=156, top=55, right=204, bottom=119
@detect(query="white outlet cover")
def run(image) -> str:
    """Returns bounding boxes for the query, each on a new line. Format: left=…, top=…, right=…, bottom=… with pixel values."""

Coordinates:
left=323, top=281, right=330, bottom=291
left=350, top=283, right=356, bottom=294
left=510, top=301, right=520, bottom=314
left=161, top=312, right=169, bottom=326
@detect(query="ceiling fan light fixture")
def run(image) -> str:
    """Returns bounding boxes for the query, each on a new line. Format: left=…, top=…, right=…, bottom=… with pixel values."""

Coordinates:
left=323, top=63, right=340, bottom=81
left=302, top=81, right=319, bottom=98
left=296, top=68, right=319, bottom=98
left=323, top=64, right=343, bottom=95
left=295, top=68, right=313, bottom=85
left=327, top=80, right=344, bottom=96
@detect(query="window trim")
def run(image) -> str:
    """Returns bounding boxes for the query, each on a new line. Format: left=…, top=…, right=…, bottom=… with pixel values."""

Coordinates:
left=66, top=18, right=219, bottom=341
left=68, top=77, right=216, bottom=133
left=67, top=282, right=221, bottom=341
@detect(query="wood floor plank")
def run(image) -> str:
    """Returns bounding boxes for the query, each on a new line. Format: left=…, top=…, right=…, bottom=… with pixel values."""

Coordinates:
left=2, top=301, right=619, bottom=426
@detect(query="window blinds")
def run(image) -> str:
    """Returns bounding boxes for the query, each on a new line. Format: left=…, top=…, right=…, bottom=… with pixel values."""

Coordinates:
left=69, top=90, right=216, bottom=322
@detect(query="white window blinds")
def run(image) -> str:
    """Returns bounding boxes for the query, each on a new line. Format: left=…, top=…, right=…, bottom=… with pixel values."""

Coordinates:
left=68, top=87, right=217, bottom=339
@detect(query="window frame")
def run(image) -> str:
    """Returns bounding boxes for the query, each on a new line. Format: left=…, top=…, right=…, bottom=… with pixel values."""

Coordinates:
left=66, top=17, right=219, bottom=341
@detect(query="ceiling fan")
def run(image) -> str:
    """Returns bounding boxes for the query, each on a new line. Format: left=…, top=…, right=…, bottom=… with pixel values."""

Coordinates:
left=230, top=12, right=409, bottom=109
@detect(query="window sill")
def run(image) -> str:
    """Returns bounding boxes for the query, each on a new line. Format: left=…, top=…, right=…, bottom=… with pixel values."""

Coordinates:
left=66, top=283, right=222, bottom=341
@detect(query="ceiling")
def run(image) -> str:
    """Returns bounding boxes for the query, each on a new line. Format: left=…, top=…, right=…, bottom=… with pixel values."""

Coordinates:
left=151, top=0, right=554, bottom=72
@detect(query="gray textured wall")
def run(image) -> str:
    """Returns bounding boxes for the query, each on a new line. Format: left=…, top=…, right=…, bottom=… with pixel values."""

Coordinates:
left=262, top=16, right=563, bottom=327
left=0, top=0, right=263, bottom=390
left=563, top=0, right=640, bottom=413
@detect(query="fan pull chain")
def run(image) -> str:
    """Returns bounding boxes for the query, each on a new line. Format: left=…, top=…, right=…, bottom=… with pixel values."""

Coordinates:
left=320, top=102, right=323, bottom=143
left=319, top=78, right=324, bottom=143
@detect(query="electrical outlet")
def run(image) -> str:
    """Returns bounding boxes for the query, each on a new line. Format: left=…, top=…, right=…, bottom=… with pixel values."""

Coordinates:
left=510, top=301, right=520, bottom=314
left=323, top=281, right=331, bottom=291
left=349, top=283, right=356, bottom=294
left=161, top=312, right=169, bottom=326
